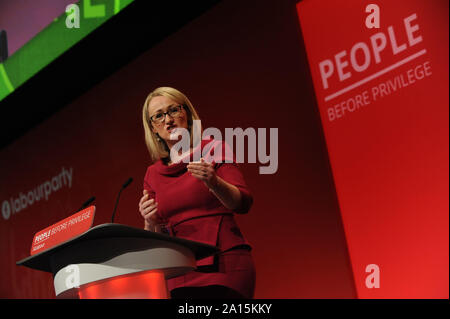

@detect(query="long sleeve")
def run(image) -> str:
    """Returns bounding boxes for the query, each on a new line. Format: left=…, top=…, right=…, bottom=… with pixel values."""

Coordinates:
left=143, top=166, right=156, bottom=200
left=215, top=162, right=253, bottom=214
left=203, top=139, right=253, bottom=214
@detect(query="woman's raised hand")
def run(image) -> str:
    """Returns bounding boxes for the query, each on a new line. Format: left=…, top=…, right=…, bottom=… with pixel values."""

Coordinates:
left=187, top=158, right=218, bottom=190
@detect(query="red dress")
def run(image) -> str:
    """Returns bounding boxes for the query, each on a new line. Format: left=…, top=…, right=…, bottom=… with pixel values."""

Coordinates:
left=143, top=138, right=255, bottom=298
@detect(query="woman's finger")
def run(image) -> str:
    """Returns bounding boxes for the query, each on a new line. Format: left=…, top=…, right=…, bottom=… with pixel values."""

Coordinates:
left=142, top=198, right=154, bottom=207
left=139, top=194, right=148, bottom=206
left=144, top=206, right=157, bottom=218
left=187, top=161, right=210, bottom=169
left=188, top=162, right=214, bottom=175
left=140, top=201, right=156, bottom=216
left=139, top=198, right=154, bottom=211
left=143, top=208, right=158, bottom=222
left=141, top=202, right=157, bottom=215
left=188, top=166, right=208, bottom=175
left=188, top=165, right=211, bottom=173
left=144, top=207, right=159, bottom=222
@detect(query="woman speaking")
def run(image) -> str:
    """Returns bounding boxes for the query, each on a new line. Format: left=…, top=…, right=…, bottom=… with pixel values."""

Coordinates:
left=139, top=87, right=256, bottom=299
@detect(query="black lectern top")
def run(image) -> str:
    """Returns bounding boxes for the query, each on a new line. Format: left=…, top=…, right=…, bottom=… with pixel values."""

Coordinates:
left=16, top=223, right=219, bottom=273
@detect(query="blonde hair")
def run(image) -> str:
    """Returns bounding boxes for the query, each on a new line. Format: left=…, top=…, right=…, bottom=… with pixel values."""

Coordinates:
left=142, top=87, right=201, bottom=163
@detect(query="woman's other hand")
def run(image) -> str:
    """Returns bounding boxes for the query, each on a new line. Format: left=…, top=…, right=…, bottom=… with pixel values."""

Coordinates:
left=139, top=189, right=162, bottom=231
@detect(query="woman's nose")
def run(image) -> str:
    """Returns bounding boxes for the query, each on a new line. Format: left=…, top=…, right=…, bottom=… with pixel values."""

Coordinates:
left=164, top=115, right=174, bottom=123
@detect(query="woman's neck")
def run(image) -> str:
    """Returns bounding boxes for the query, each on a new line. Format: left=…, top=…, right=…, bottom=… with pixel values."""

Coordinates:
left=163, top=147, right=193, bottom=166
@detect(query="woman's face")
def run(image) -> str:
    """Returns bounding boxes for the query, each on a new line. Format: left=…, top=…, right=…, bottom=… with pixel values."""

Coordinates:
left=148, top=95, right=189, bottom=145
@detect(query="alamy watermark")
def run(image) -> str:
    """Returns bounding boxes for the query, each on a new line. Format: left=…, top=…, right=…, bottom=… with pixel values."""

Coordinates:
left=168, top=120, right=278, bottom=175
left=365, top=264, right=380, bottom=288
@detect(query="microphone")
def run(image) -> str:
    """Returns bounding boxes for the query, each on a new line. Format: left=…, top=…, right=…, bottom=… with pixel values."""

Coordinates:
left=78, top=196, right=95, bottom=211
left=111, top=177, right=133, bottom=223
left=74, top=196, right=95, bottom=214
left=122, top=177, right=133, bottom=189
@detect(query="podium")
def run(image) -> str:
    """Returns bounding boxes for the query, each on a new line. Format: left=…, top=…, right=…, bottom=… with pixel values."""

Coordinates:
left=16, top=223, right=219, bottom=299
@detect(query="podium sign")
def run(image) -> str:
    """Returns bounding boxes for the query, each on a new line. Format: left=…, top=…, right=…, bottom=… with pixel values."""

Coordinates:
left=30, top=206, right=95, bottom=256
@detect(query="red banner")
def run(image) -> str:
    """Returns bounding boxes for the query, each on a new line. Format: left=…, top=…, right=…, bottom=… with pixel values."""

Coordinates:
left=30, top=206, right=95, bottom=256
left=296, top=0, right=449, bottom=298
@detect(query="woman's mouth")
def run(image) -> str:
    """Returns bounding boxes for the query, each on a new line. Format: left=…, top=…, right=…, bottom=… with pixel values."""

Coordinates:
left=166, top=125, right=177, bottom=132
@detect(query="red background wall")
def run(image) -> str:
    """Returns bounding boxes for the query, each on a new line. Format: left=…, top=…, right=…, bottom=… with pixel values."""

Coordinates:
left=2, top=0, right=447, bottom=299
left=0, top=0, right=356, bottom=298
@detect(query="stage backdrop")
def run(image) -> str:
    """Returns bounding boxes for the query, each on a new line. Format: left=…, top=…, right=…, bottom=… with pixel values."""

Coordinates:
left=297, top=0, right=448, bottom=298
left=0, top=0, right=356, bottom=298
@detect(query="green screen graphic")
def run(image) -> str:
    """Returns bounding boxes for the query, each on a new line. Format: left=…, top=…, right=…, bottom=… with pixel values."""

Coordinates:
left=0, top=0, right=134, bottom=102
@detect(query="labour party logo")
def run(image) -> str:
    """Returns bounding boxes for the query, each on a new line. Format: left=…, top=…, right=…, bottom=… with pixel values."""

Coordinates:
left=2, top=200, right=11, bottom=220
